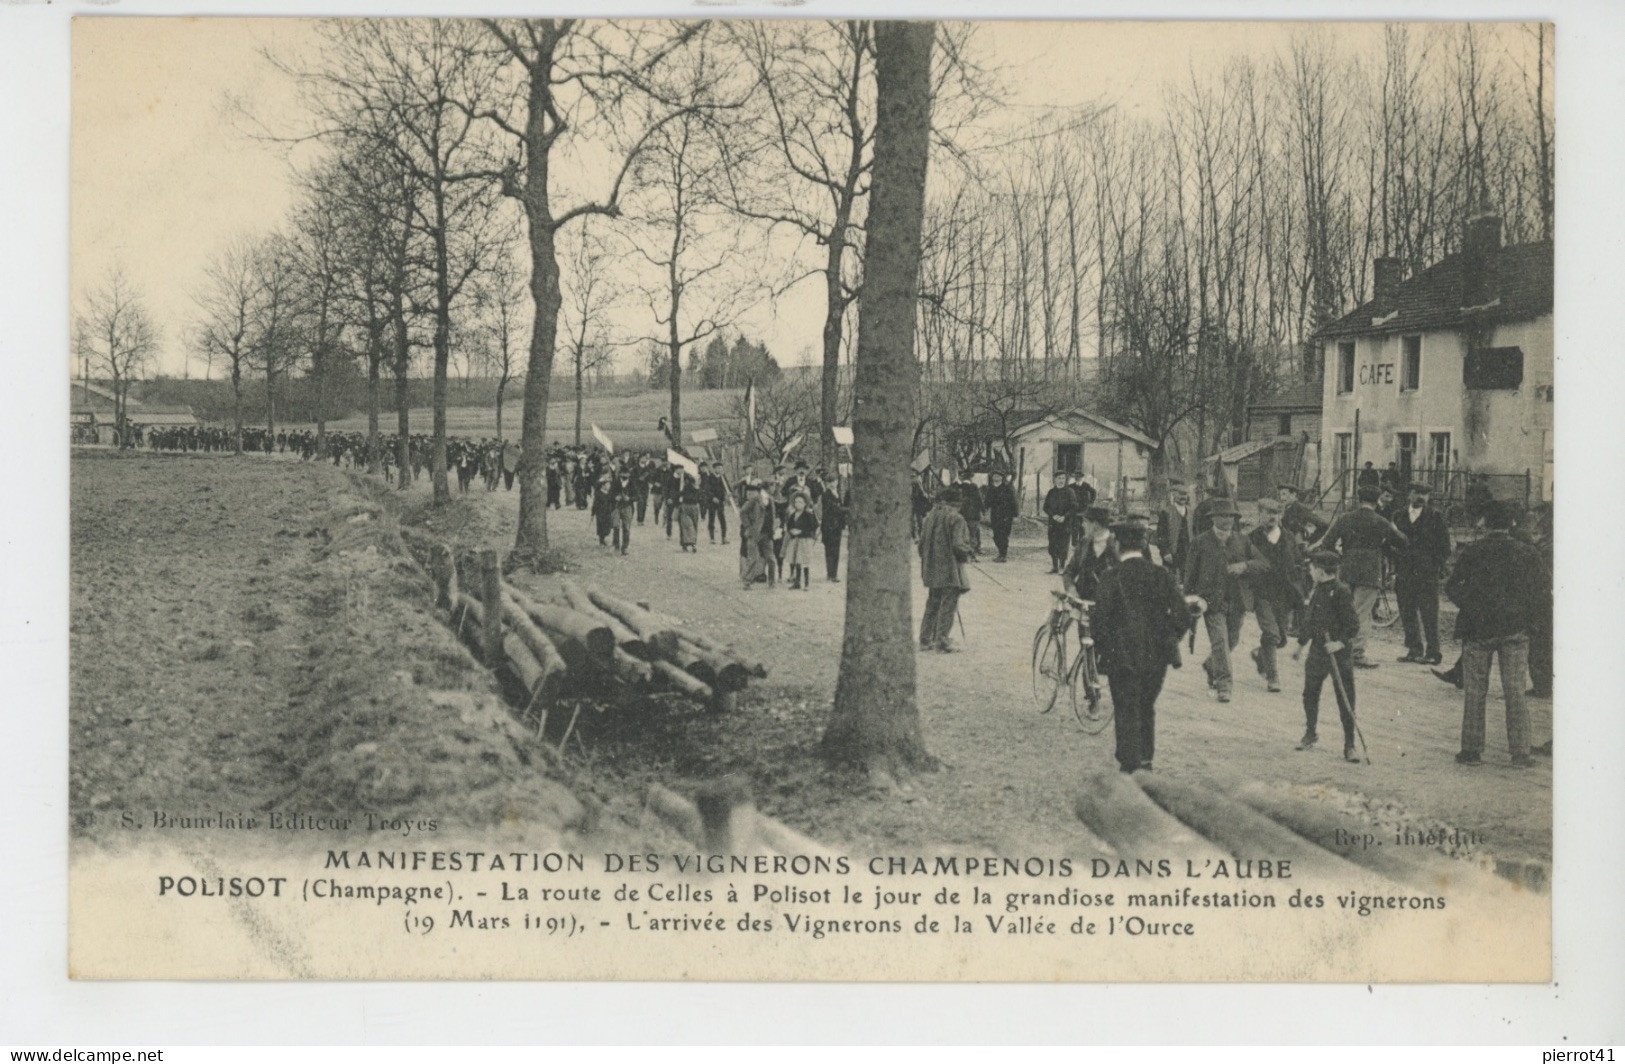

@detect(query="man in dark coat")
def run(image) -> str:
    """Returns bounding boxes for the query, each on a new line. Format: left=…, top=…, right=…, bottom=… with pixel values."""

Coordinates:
left=1092, top=521, right=1192, bottom=773
left=985, top=471, right=1018, bottom=563
left=918, top=486, right=972, bottom=652
left=1291, top=550, right=1362, bottom=761
left=1063, top=505, right=1118, bottom=602
left=1184, top=499, right=1269, bottom=702
left=1390, top=481, right=1451, bottom=664
left=1157, top=480, right=1195, bottom=578
left=1042, top=474, right=1079, bottom=573
left=956, top=470, right=984, bottom=559
left=1321, top=485, right=1404, bottom=668
left=820, top=479, right=847, bottom=582
left=1247, top=497, right=1305, bottom=693
left=1278, top=483, right=1328, bottom=546
left=1445, top=502, right=1546, bottom=767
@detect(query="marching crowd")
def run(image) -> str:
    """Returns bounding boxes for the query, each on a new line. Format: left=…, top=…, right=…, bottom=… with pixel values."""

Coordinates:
left=137, top=419, right=1552, bottom=777
left=905, top=460, right=1552, bottom=776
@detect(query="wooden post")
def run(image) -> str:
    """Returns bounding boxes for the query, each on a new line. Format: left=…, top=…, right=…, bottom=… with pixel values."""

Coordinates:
left=429, top=544, right=457, bottom=609
left=479, top=548, right=503, bottom=665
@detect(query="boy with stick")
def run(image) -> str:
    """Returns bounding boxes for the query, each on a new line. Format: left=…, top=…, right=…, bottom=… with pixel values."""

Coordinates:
left=1292, top=550, right=1362, bottom=763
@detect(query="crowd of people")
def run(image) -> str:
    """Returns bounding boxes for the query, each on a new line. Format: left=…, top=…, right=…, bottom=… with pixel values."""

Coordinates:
left=133, top=417, right=1552, bottom=777
left=1021, top=472, right=1554, bottom=775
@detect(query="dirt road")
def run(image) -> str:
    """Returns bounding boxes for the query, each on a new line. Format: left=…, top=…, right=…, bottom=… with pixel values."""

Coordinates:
left=392, top=461, right=1553, bottom=865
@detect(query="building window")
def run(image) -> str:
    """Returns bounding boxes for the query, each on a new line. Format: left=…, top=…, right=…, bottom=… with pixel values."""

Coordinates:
left=1429, top=432, right=1451, bottom=471
left=1401, top=335, right=1422, bottom=391
left=1334, top=433, right=1354, bottom=478
left=1277, top=413, right=1293, bottom=436
left=1055, top=443, right=1082, bottom=475
left=1336, top=342, right=1355, bottom=394
left=1396, top=432, right=1418, bottom=477
left=1464, top=346, right=1524, bottom=390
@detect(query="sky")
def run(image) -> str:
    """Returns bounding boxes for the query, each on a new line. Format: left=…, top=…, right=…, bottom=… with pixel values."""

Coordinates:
left=74, top=18, right=1401, bottom=378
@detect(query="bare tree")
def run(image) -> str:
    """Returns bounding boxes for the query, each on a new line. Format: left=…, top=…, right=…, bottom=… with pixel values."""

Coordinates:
left=76, top=266, right=159, bottom=446
left=191, top=237, right=259, bottom=453
left=823, top=20, right=936, bottom=777
left=627, top=98, right=758, bottom=445
left=248, top=232, right=301, bottom=440
left=556, top=223, right=617, bottom=446
left=476, top=18, right=708, bottom=564
left=470, top=238, right=530, bottom=442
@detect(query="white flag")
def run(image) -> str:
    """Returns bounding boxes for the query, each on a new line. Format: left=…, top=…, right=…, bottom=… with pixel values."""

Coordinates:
left=668, top=448, right=699, bottom=478
left=780, top=433, right=803, bottom=461
left=591, top=423, right=614, bottom=454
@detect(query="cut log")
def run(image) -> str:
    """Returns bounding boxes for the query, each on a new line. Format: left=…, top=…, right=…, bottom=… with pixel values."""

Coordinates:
left=558, top=580, right=648, bottom=657
left=677, top=629, right=768, bottom=680
left=454, top=594, right=560, bottom=703
left=646, top=783, right=705, bottom=846
left=650, top=659, right=714, bottom=702
left=673, top=636, right=750, bottom=693
left=507, top=586, right=614, bottom=663
left=1073, top=770, right=1230, bottom=865
left=588, top=589, right=680, bottom=659
left=1232, top=782, right=1515, bottom=897
left=1137, top=774, right=1394, bottom=887
left=498, top=593, right=570, bottom=681
left=611, top=648, right=655, bottom=688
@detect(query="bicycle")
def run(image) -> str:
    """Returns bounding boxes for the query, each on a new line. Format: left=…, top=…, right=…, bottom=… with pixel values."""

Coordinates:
left=1031, top=590, right=1112, bottom=734
left=1371, top=556, right=1399, bottom=628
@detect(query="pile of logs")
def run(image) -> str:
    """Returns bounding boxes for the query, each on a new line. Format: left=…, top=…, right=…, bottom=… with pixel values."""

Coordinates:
left=428, top=547, right=767, bottom=731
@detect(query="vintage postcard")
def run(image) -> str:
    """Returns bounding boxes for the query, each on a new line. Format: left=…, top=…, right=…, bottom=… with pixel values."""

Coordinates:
left=67, top=15, right=1556, bottom=982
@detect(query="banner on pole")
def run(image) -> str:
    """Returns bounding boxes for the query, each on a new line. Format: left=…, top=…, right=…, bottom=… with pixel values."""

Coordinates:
left=831, top=425, right=854, bottom=447
left=591, top=423, right=614, bottom=454
left=690, top=427, right=718, bottom=444
left=780, top=433, right=803, bottom=460
left=668, top=448, right=699, bottom=479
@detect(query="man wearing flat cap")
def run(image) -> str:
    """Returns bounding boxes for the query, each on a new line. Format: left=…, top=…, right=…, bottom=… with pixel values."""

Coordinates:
left=1247, top=497, right=1306, bottom=693
left=1390, top=481, right=1452, bottom=664
left=1184, top=497, right=1269, bottom=702
left=1321, top=484, right=1405, bottom=668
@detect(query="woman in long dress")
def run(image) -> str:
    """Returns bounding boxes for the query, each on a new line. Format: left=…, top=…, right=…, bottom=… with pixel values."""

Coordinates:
left=782, top=491, right=820, bottom=590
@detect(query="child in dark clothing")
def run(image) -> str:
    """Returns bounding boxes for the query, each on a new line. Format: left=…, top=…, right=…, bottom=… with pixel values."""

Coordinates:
left=1292, top=550, right=1362, bottom=762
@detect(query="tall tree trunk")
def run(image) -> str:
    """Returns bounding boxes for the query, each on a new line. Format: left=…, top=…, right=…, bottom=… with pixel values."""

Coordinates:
left=823, top=20, right=935, bottom=775
left=573, top=346, right=585, bottom=446
left=819, top=229, right=846, bottom=469
left=513, top=68, right=563, bottom=563
left=393, top=302, right=411, bottom=489
left=366, top=328, right=382, bottom=475
left=431, top=213, right=453, bottom=505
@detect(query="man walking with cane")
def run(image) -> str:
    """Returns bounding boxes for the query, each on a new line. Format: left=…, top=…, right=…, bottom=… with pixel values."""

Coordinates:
left=1292, top=550, right=1362, bottom=763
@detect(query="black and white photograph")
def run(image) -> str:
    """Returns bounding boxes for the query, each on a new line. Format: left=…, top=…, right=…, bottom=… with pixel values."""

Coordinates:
left=49, top=10, right=1577, bottom=987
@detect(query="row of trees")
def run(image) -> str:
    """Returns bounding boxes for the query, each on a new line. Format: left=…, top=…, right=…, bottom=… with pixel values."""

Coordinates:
left=913, top=24, right=1554, bottom=482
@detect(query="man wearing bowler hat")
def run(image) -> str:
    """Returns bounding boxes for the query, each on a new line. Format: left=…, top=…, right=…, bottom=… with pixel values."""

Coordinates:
left=1390, top=481, right=1451, bottom=664
left=1183, top=498, right=1268, bottom=702
left=1092, top=521, right=1192, bottom=772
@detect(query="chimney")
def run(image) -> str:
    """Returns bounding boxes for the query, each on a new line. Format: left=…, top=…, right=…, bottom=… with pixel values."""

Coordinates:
left=1373, top=257, right=1403, bottom=305
left=1461, top=213, right=1502, bottom=308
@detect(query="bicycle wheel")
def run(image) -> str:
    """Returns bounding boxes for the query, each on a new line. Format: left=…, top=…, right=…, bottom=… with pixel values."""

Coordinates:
left=1031, top=620, right=1070, bottom=714
left=1371, top=588, right=1400, bottom=628
left=1069, top=642, right=1114, bottom=734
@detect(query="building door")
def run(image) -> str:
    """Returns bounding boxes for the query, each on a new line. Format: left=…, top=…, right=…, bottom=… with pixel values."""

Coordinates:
left=1396, top=432, right=1418, bottom=480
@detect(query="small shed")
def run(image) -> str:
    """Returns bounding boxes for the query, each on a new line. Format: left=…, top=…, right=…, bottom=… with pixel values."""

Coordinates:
left=1010, top=408, right=1155, bottom=514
